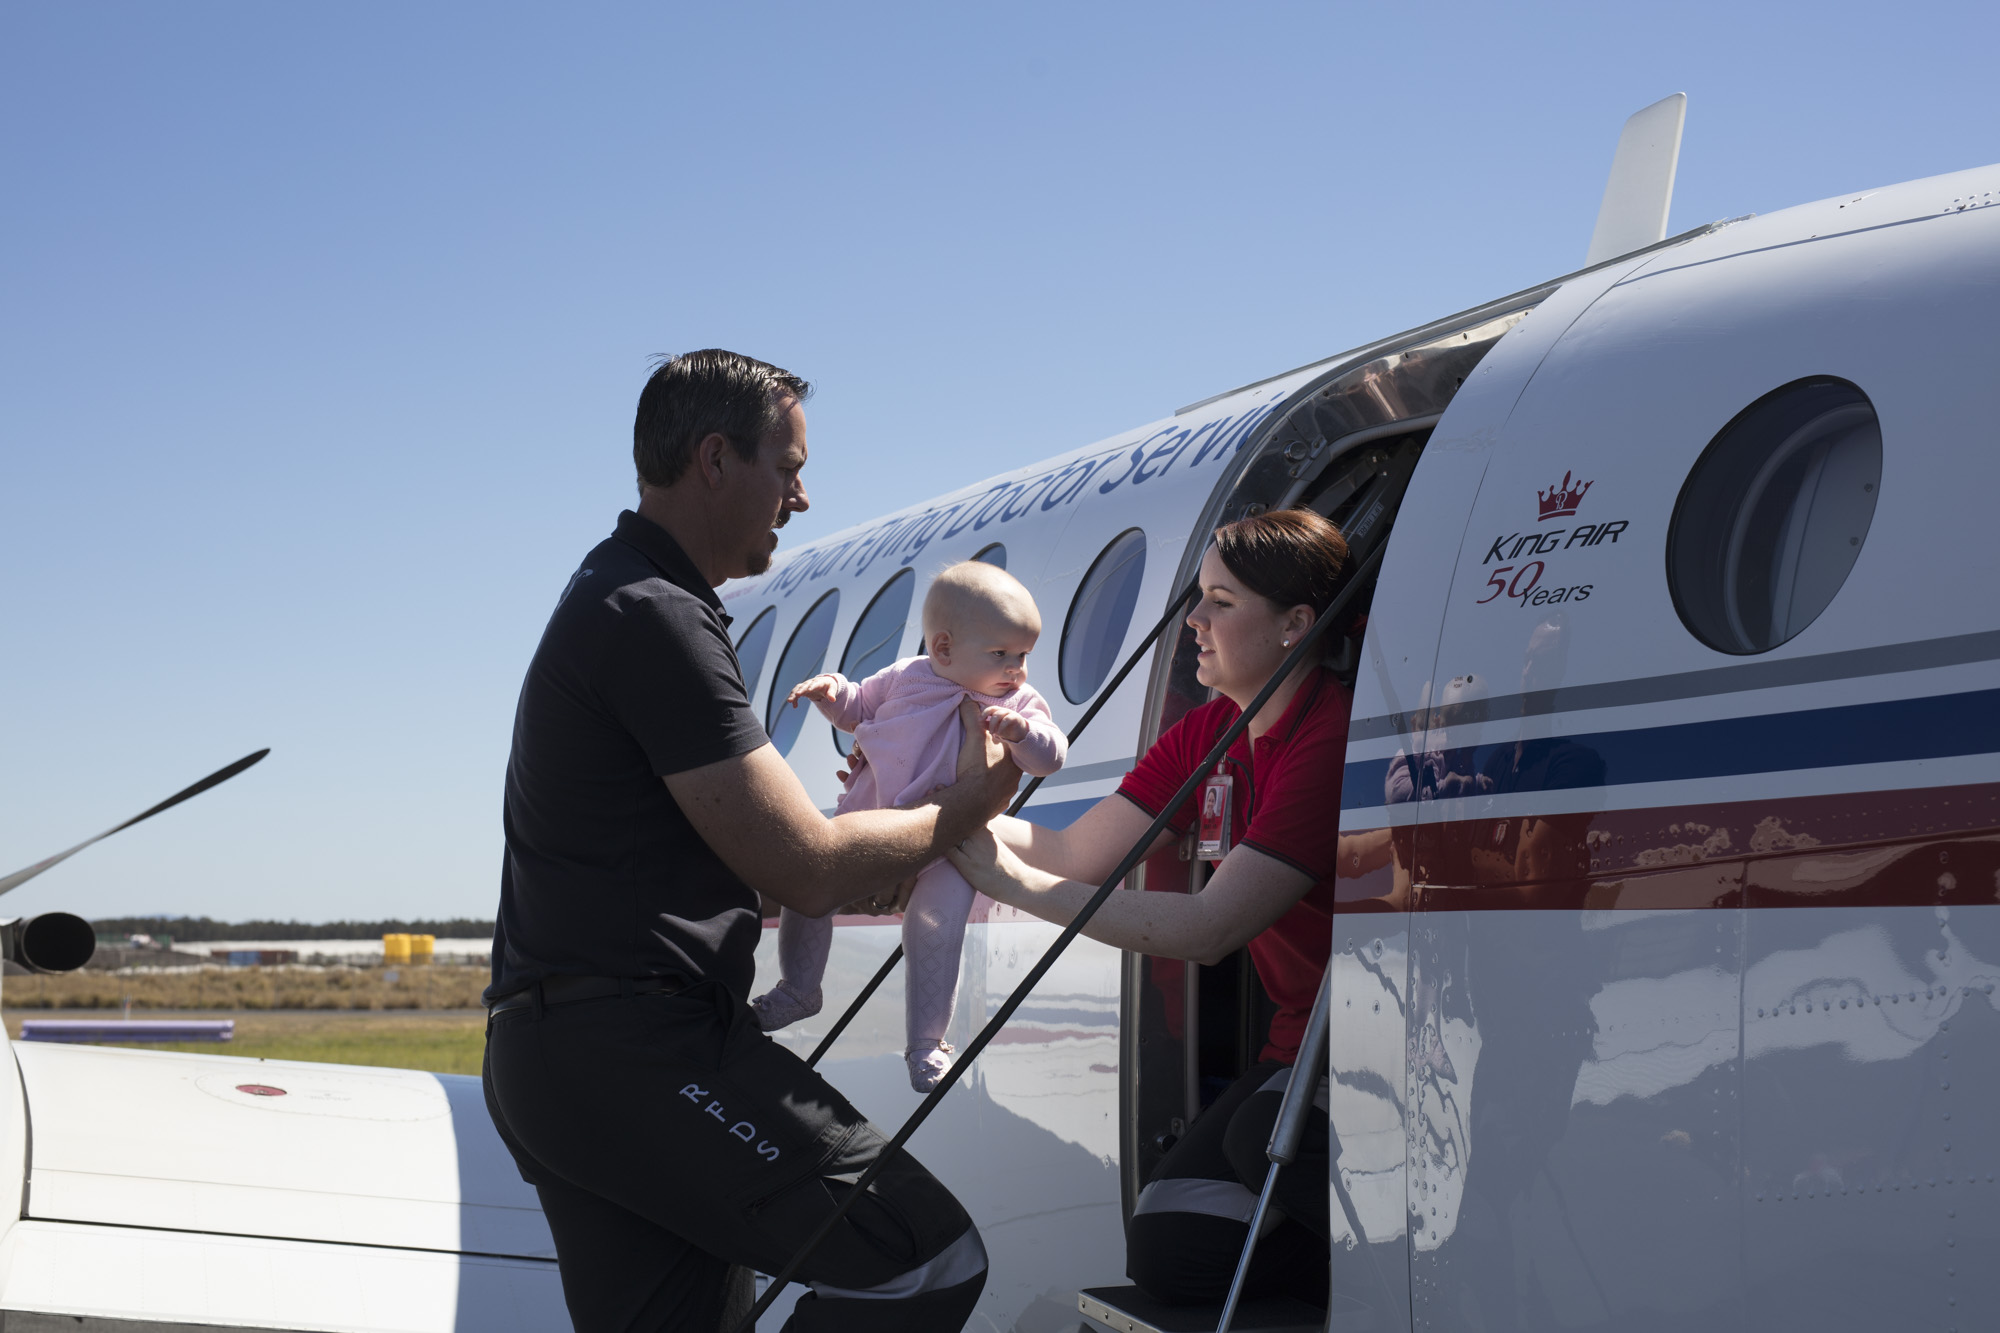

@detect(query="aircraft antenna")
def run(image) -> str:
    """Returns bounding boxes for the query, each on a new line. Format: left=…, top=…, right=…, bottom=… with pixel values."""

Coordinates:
left=1585, top=92, right=1687, bottom=266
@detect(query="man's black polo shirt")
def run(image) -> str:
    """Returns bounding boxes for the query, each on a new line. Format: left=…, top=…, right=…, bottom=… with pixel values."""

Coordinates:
left=487, top=511, right=770, bottom=1003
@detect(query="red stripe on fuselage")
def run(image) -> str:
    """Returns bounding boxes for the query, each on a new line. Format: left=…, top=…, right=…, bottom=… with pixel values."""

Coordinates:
left=1336, top=780, right=2000, bottom=912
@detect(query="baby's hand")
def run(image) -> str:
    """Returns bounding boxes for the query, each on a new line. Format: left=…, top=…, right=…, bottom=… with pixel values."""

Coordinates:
left=787, top=674, right=842, bottom=708
left=981, top=705, right=1031, bottom=745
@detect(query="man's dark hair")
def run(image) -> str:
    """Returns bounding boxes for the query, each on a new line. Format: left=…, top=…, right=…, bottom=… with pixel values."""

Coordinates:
left=633, top=349, right=812, bottom=489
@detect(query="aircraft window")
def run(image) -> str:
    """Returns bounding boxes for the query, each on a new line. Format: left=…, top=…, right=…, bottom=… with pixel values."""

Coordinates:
left=1668, top=377, right=1882, bottom=655
left=733, top=607, right=778, bottom=707
left=833, top=569, right=915, bottom=757
left=1060, top=527, right=1147, bottom=704
left=766, top=590, right=841, bottom=756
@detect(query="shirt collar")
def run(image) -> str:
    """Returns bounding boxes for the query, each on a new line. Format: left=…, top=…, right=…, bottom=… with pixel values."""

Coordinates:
left=1232, top=666, right=1331, bottom=754
left=612, top=510, right=727, bottom=617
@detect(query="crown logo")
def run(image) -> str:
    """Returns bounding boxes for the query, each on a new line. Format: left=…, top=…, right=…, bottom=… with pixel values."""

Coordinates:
left=1537, top=471, right=1592, bottom=521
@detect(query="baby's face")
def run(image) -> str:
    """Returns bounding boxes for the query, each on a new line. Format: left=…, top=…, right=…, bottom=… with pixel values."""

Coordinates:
left=934, top=608, right=1040, bottom=698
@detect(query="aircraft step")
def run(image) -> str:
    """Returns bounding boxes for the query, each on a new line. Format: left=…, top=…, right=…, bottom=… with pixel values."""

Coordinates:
left=1077, top=1285, right=1372, bottom=1333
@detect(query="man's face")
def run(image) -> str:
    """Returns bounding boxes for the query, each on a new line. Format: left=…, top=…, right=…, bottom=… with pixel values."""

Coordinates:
left=723, top=399, right=810, bottom=579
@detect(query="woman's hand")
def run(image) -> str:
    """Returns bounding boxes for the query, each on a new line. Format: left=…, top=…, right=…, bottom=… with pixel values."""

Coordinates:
left=945, top=825, right=1025, bottom=900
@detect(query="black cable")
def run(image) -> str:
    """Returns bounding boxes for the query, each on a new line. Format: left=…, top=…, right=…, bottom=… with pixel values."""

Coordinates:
left=737, top=540, right=1384, bottom=1330
left=804, top=579, right=1199, bottom=1069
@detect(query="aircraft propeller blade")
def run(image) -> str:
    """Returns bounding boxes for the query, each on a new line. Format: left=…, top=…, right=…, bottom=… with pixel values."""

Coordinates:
left=0, top=749, right=271, bottom=898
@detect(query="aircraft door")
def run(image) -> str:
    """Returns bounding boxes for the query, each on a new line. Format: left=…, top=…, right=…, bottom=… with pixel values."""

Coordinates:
left=1327, top=249, right=1718, bottom=1332
left=1114, top=295, right=1555, bottom=1317
left=1398, top=264, right=1760, bottom=1333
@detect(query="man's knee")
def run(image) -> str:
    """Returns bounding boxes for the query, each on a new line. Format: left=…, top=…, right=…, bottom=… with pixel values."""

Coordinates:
left=809, top=1221, right=987, bottom=1302
left=792, top=1224, right=987, bottom=1331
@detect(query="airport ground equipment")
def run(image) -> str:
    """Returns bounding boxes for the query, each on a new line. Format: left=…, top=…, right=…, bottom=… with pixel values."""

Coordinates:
left=736, top=535, right=1386, bottom=1332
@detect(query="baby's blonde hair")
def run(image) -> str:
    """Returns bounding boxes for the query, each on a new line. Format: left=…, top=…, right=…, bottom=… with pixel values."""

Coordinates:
left=922, top=561, right=1041, bottom=641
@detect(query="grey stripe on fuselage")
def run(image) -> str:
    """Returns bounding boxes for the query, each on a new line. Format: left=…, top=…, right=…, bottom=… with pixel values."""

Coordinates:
left=1034, top=757, right=1137, bottom=788
left=1349, top=629, right=2000, bottom=742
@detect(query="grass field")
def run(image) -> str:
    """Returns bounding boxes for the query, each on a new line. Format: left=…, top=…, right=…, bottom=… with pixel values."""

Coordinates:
left=3, top=1009, right=488, bottom=1075
left=2, top=964, right=489, bottom=1011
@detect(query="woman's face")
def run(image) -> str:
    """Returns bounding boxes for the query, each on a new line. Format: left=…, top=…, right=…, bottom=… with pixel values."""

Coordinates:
left=1186, top=547, right=1310, bottom=702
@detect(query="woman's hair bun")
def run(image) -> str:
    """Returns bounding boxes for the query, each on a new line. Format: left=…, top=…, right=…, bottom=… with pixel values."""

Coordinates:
left=1211, top=508, right=1350, bottom=619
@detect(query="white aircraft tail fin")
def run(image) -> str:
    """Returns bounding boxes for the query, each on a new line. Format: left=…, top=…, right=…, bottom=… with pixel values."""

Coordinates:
left=1585, top=92, right=1687, bottom=266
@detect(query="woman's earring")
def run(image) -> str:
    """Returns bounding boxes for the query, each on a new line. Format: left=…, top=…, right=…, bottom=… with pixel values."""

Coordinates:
left=1282, top=639, right=1292, bottom=647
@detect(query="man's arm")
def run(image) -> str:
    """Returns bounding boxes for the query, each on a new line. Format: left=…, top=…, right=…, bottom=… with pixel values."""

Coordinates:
left=667, top=698, right=1018, bottom=918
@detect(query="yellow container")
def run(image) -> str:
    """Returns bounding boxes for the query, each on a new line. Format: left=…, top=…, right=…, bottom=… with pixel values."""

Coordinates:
left=382, top=933, right=412, bottom=964
left=410, top=934, right=435, bottom=964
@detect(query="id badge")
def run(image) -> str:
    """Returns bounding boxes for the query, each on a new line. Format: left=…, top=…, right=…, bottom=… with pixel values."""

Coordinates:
left=1196, top=768, right=1234, bottom=861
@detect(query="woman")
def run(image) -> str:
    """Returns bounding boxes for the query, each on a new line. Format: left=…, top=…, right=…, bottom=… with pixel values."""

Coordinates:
left=947, top=507, right=1383, bottom=1306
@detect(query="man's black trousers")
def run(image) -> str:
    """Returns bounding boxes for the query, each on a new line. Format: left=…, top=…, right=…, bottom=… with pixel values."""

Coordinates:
left=483, top=979, right=987, bottom=1331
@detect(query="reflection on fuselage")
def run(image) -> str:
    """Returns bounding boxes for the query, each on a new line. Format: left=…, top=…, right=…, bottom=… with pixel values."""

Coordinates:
left=751, top=919, right=1123, bottom=1331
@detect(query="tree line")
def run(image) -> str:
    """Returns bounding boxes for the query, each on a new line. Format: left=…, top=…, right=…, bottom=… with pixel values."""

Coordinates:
left=91, top=916, right=496, bottom=942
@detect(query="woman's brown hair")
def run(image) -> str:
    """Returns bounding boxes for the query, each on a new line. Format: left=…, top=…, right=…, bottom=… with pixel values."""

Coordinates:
left=1211, top=508, right=1350, bottom=627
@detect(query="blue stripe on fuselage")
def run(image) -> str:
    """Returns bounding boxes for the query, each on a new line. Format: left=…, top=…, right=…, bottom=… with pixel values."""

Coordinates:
left=1340, top=685, right=2000, bottom=809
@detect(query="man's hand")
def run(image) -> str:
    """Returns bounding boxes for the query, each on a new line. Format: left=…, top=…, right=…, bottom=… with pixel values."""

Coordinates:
left=947, top=697, right=1020, bottom=828
left=981, top=704, right=1031, bottom=745
left=786, top=674, right=842, bottom=708
left=845, top=874, right=917, bottom=916
left=833, top=741, right=869, bottom=787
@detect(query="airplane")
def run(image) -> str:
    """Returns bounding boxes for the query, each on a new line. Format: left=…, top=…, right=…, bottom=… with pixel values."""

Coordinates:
left=4, top=91, right=1997, bottom=1332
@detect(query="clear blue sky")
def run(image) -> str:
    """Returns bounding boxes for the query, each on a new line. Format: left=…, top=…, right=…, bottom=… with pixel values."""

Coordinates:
left=3, top=2, right=1994, bottom=924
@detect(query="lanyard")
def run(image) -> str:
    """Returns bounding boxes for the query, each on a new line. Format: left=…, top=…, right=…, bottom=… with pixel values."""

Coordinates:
left=1196, top=669, right=1327, bottom=862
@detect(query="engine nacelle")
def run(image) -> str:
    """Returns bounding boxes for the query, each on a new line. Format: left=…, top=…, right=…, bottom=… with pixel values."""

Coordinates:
left=0, top=913, right=97, bottom=974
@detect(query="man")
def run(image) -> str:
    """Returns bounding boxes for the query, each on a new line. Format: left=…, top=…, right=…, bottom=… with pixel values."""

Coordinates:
left=483, top=349, right=1018, bottom=1331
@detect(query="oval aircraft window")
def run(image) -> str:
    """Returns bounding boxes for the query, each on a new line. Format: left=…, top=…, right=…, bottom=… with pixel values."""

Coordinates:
left=972, top=543, right=1007, bottom=569
left=1060, top=528, right=1147, bottom=704
left=1668, top=377, right=1882, bottom=655
left=833, top=570, right=915, bottom=757
left=733, top=606, right=778, bottom=708
left=766, top=590, right=841, bottom=756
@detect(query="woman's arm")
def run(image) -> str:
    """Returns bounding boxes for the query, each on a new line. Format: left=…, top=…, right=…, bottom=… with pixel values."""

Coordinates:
left=987, top=795, right=1178, bottom=884
left=948, top=826, right=1313, bottom=966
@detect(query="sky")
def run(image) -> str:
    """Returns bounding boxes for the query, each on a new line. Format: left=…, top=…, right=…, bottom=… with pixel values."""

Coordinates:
left=3, top=1, right=1996, bottom=924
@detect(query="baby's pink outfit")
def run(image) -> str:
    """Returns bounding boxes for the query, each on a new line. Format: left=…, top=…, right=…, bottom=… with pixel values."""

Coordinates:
left=755, top=656, right=1065, bottom=1087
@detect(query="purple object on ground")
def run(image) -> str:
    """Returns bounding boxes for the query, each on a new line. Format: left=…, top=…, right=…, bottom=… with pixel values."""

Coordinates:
left=18, top=1019, right=234, bottom=1043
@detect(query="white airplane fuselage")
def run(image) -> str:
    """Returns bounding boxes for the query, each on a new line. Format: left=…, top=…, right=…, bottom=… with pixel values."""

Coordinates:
left=3, top=161, right=1996, bottom=1333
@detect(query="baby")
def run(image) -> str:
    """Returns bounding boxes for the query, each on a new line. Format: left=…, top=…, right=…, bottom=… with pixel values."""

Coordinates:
left=753, top=560, right=1066, bottom=1091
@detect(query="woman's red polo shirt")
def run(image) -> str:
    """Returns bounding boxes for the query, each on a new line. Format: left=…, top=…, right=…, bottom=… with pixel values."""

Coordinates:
left=1115, top=668, right=1351, bottom=1064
